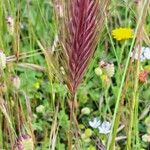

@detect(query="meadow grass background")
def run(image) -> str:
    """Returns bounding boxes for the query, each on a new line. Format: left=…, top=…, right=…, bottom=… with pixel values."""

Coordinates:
left=0, top=0, right=150, bottom=149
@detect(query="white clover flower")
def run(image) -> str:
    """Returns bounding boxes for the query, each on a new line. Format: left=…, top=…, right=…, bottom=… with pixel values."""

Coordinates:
left=0, top=51, right=6, bottom=70
left=130, top=47, right=150, bottom=61
left=98, top=121, right=111, bottom=134
left=89, top=118, right=101, bottom=128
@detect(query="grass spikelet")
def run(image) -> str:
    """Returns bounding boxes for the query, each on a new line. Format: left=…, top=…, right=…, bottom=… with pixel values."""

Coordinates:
left=63, top=0, right=109, bottom=94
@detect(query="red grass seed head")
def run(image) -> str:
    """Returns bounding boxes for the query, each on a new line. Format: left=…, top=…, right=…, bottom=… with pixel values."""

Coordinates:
left=63, top=0, right=109, bottom=93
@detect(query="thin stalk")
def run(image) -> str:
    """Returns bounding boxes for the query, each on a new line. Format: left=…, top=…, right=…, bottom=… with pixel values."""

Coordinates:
left=107, top=0, right=148, bottom=149
left=105, top=18, right=120, bottom=68
left=68, top=93, right=75, bottom=150
left=134, top=93, right=140, bottom=148
left=126, top=50, right=140, bottom=150
left=104, top=84, right=111, bottom=115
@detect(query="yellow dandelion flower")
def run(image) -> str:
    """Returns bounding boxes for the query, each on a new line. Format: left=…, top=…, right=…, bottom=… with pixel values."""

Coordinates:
left=112, top=27, right=133, bottom=41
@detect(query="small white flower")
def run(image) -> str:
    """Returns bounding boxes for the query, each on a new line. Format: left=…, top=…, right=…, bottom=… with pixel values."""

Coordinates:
left=98, top=121, right=111, bottom=134
left=130, top=47, right=150, bottom=61
left=89, top=118, right=101, bottom=128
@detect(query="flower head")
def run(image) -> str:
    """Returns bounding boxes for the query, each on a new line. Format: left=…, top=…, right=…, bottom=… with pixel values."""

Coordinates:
left=98, top=121, right=111, bottom=134
left=99, top=60, right=115, bottom=77
left=112, top=27, right=133, bottom=41
left=89, top=118, right=101, bottom=128
left=131, top=47, right=150, bottom=61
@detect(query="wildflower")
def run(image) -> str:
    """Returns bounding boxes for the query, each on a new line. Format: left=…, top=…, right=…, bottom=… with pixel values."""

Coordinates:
left=81, top=107, right=91, bottom=115
left=0, top=50, right=6, bottom=70
left=131, top=47, right=150, bottom=61
left=139, top=71, right=148, bottom=83
left=89, top=118, right=101, bottom=128
left=89, top=118, right=111, bottom=134
left=99, top=60, right=115, bottom=77
left=112, top=27, right=133, bottom=41
left=14, top=134, right=34, bottom=150
left=98, top=121, right=111, bottom=134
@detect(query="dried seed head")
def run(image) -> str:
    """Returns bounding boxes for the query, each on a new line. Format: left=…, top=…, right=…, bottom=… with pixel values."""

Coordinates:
left=14, top=134, right=34, bottom=150
left=0, top=50, right=6, bottom=70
